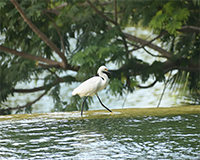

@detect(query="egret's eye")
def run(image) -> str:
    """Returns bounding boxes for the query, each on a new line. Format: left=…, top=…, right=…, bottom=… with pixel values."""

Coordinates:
left=105, top=68, right=108, bottom=71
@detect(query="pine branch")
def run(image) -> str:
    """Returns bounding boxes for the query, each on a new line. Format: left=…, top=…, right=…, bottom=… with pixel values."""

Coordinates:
left=10, top=0, right=68, bottom=69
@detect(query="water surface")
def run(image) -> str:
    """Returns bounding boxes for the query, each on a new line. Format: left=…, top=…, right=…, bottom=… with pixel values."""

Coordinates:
left=0, top=113, right=199, bottom=159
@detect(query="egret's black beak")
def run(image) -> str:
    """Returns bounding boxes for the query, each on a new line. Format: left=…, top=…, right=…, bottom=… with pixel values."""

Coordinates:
left=106, top=70, right=116, bottom=76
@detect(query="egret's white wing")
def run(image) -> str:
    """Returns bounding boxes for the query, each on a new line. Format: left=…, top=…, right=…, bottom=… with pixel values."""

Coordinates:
left=72, top=76, right=103, bottom=97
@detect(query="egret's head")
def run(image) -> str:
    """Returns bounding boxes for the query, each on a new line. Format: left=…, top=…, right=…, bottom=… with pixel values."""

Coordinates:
left=97, top=66, right=106, bottom=74
left=98, top=66, right=115, bottom=76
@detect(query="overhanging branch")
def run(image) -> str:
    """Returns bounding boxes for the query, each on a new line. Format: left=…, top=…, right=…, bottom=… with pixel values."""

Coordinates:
left=143, top=47, right=167, bottom=58
left=42, top=2, right=68, bottom=15
left=13, top=77, right=64, bottom=93
left=137, top=80, right=158, bottom=89
left=86, top=0, right=118, bottom=25
left=0, top=90, right=47, bottom=115
left=178, top=25, right=200, bottom=33
left=12, top=75, right=77, bottom=93
left=44, top=11, right=65, bottom=55
left=10, top=0, right=68, bottom=69
left=0, top=45, right=80, bottom=71
left=117, top=58, right=199, bottom=83
left=13, top=86, right=46, bottom=93
left=114, top=0, right=117, bottom=22
left=0, top=45, right=61, bottom=67
left=124, top=32, right=172, bottom=58
left=130, top=31, right=168, bottom=53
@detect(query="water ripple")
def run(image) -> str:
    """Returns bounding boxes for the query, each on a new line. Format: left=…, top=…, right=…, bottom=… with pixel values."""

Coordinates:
left=0, top=114, right=199, bottom=159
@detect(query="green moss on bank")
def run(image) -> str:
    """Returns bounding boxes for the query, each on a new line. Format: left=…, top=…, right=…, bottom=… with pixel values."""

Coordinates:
left=0, top=105, right=200, bottom=121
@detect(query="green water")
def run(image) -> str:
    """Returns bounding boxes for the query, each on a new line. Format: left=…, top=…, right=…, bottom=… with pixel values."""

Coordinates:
left=0, top=114, right=199, bottom=159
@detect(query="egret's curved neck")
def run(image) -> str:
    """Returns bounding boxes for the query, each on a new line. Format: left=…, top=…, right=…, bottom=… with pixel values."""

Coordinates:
left=99, top=72, right=108, bottom=81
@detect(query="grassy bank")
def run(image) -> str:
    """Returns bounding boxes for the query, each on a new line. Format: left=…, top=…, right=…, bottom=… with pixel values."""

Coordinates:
left=0, top=105, right=200, bottom=121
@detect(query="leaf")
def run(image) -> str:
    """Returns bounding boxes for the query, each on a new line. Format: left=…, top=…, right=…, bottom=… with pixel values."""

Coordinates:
left=173, top=8, right=190, bottom=21
left=149, top=12, right=168, bottom=29
left=0, top=1, right=6, bottom=9
left=25, top=1, right=45, bottom=19
left=50, top=84, right=61, bottom=103
left=166, top=20, right=182, bottom=35
left=109, top=79, right=124, bottom=96
left=164, top=2, right=175, bottom=16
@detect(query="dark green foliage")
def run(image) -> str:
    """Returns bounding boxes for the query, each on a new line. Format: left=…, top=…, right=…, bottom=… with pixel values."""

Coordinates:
left=0, top=0, right=199, bottom=114
left=149, top=2, right=190, bottom=35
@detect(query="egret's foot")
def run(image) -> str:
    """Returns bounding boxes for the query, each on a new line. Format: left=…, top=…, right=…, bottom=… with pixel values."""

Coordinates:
left=110, top=111, right=113, bottom=115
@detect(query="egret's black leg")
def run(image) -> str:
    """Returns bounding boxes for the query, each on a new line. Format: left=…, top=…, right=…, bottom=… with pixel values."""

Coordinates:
left=81, top=96, right=88, bottom=117
left=96, top=94, right=112, bottom=113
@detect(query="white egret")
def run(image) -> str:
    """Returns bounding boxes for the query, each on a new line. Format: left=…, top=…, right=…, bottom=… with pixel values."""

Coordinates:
left=72, top=66, right=114, bottom=116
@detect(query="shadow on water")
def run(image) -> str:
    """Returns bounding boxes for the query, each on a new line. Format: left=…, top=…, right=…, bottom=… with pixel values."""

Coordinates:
left=0, top=113, right=200, bottom=159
